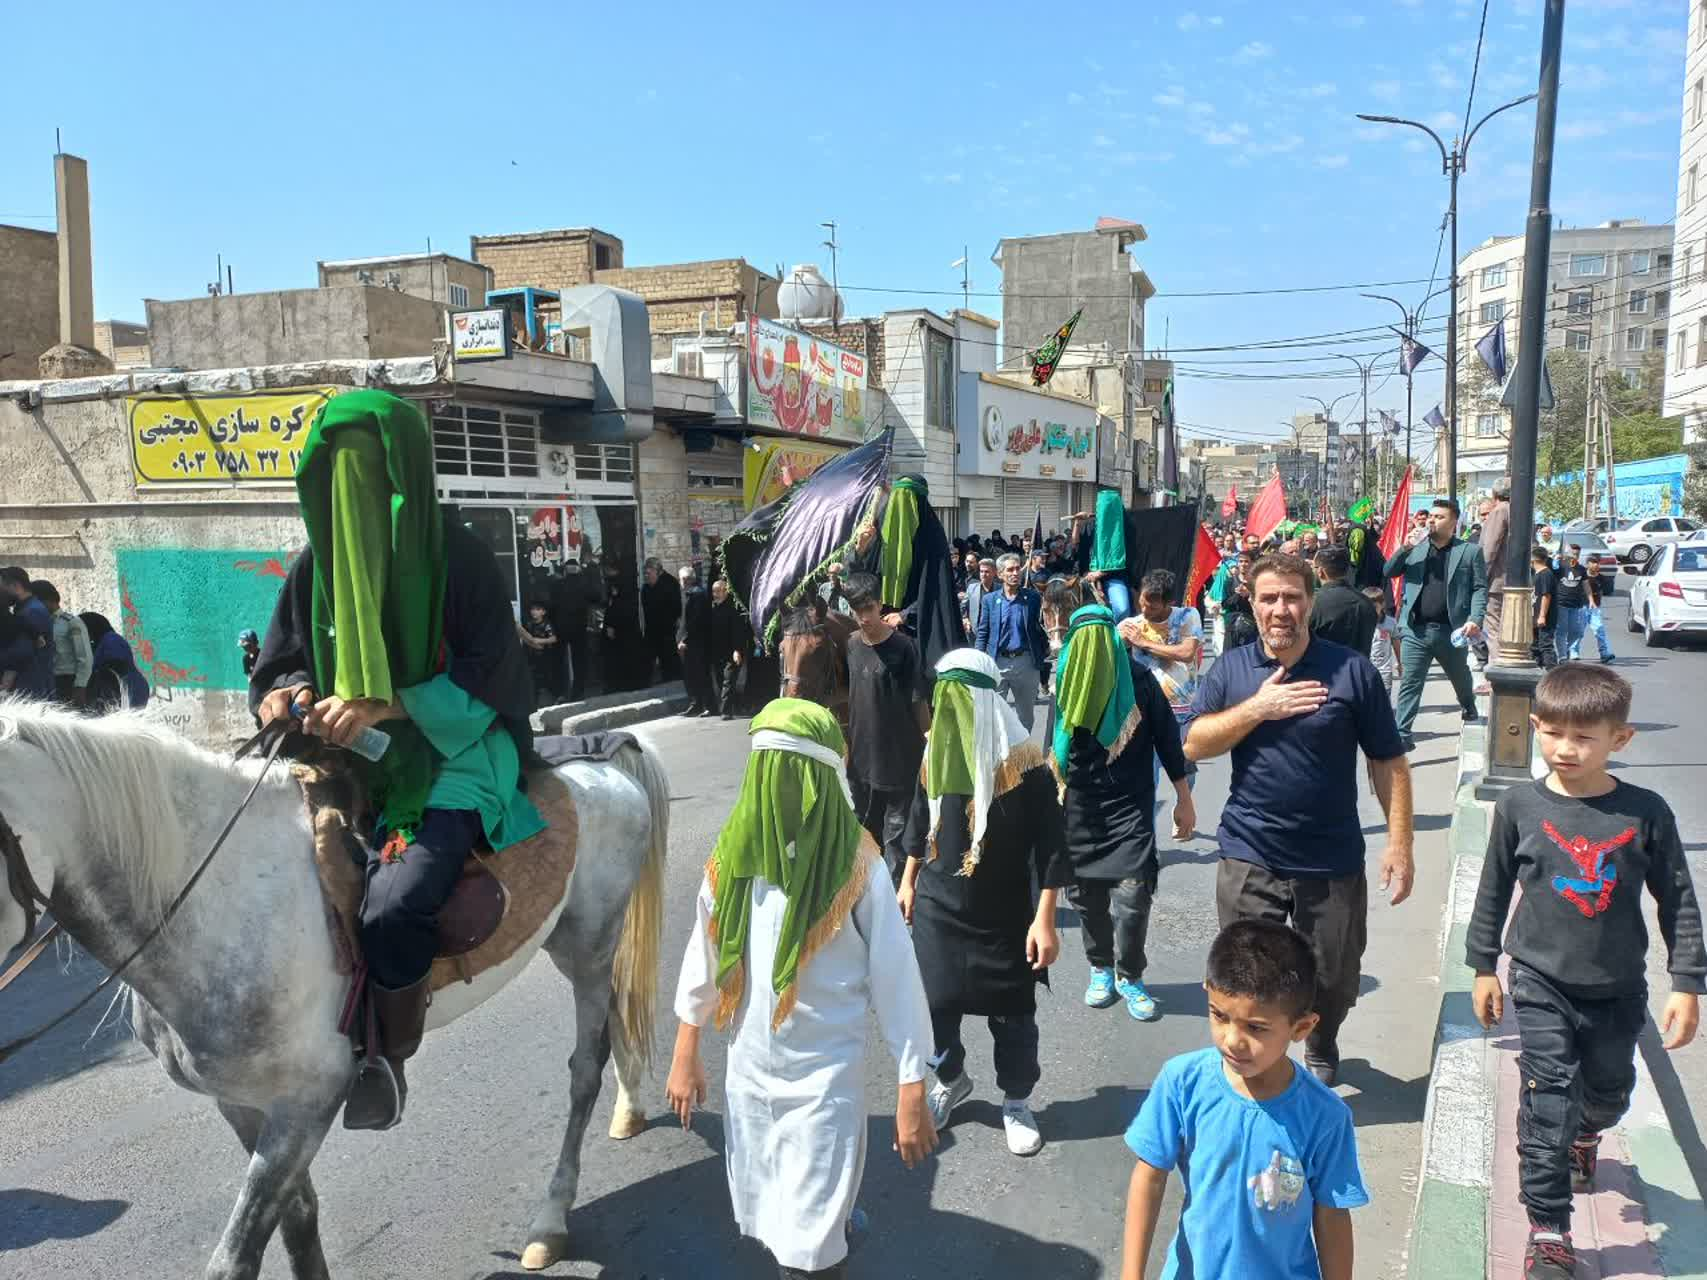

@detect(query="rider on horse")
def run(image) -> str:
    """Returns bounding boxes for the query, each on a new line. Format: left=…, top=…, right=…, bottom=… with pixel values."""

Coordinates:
left=250, top=389, right=543, bottom=1131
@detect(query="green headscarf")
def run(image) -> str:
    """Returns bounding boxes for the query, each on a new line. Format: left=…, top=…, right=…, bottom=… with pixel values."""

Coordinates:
left=1089, top=488, right=1128, bottom=573
left=295, top=389, right=446, bottom=844
left=879, top=476, right=925, bottom=606
left=708, top=698, right=869, bottom=1030
left=1051, top=603, right=1139, bottom=773
left=925, top=666, right=996, bottom=800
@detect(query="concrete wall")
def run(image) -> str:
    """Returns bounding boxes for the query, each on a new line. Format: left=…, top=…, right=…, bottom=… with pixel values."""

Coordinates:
left=881, top=312, right=958, bottom=504
left=471, top=228, right=625, bottom=293
left=318, top=255, right=494, bottom=309
left=93, top=320, right=150, bottom=368
left=146, top=286, right=445, bottom=369
left=594, top=259, right=780, bottom=344
left=999, top=231, right=1142, bottom=363
left=637, top=427, right=692, bottom=573
left=0, top=224, right=59, bottom=381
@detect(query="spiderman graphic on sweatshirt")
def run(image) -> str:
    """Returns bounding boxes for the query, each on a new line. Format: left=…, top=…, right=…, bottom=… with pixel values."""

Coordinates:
left=1543, top=819, right=1637, bottom=917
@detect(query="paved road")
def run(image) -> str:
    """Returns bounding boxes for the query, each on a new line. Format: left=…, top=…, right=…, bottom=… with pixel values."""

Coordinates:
left=0, top=669, right=1481, bottom=1279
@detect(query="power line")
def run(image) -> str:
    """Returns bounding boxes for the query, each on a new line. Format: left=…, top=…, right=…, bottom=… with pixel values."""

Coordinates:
left=1462, top=0, right=1493, bottom=144
left=833, top=273, right=1441, bottom=303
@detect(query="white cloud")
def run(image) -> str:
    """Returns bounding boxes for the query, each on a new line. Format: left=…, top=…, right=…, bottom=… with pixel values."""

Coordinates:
left=1301, top=81, right=1338, bottom=98
left=1205, top=128, right=1242, bottom=146
left=1403, top=138, right=1427, bottom=153
left=1188, top=101, right=1216, bottom=116
left=1085, top=57, right=1105, bottom=73
left=1559, top=120, right=1609, bottom=140
left=1234, top=40, right=1273, bottom=62
left=1155, top=151, right=1177, bottom=163
left=1316, top=153, right=1350, bottom=169
left=1093, top=132, right=1116, bottom=148
left=1177, top=10, right=1201, bottom=30
left=942, top=173, right=963, bottom=185
left=1370, top=79, right=1402, bottom=102
left=1068, top=91, right=1086, bottom=105
left=1248, top=133, right=1305, bottom=155
left=1428, top=109, right=1461, bottom=129
left=1565, top=64, right=1611, bottom=92
left=1336, top=13, right=1367, bottom=27
left=1153, top=86, right=1187, bottom=106
left=1208, top=15, right=1223, bottom=25
left=1617, top=107, right=1673, bottom=126
left=1430, top=61, right=1463, bottom=90
left=1355, top=124, right=1389, bottom=141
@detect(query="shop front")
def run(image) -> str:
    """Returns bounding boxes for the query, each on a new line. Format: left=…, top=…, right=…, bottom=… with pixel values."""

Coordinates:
left=957, top=374, right=1104, bottom=543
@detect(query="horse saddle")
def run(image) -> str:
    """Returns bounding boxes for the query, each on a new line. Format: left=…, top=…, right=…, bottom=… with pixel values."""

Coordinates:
left=298, top=761, right=580, bottom=991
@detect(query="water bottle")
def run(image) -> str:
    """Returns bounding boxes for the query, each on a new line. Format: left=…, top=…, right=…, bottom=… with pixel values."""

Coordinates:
left=290, top=701, right=391, bottom=761
left=1449, top=625, right=1470, bottom=650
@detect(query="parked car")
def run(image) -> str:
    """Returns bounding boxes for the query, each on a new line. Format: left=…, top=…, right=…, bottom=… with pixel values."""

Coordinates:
left=1601, top=515, right=1702, bottom=565
left=1624, top=541, right=1707, bottom=646
left=1560, top=516, right=1630, bottom=536
left=1541, top=531, right=1620, bottom=596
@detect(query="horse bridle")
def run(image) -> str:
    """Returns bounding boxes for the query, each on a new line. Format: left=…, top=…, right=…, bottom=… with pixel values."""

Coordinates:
left=0, top=717, right=295, bottom=1064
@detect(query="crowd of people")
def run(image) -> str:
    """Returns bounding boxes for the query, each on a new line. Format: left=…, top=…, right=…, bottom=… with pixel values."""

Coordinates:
left=1, top=565, right=150, bottom=711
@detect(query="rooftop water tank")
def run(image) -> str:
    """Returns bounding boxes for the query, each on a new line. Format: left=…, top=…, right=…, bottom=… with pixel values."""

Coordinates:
left=777, top=263, right=844, bottom=323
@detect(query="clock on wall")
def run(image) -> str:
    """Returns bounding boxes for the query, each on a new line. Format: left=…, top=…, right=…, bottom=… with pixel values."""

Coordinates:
left=982, top=403, right=1004, bottom=452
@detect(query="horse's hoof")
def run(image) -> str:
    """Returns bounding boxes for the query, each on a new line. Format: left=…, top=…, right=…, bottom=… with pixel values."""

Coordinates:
left=520, top=1236, right=565, bottom=1271
left=608, top=1106, right=646, bottom=1140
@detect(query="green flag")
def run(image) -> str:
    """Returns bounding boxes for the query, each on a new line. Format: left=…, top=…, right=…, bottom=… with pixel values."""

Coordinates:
left=1346, top=497, right=1373, bottom=523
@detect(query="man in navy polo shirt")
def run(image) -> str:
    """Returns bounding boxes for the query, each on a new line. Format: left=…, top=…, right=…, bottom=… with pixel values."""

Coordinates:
left=1187, top=552, right=1415, bottom=1085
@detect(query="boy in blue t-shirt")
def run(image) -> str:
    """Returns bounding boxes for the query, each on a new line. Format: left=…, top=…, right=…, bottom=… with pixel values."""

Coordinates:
left=1121, top=920, right=1369, bottom=1280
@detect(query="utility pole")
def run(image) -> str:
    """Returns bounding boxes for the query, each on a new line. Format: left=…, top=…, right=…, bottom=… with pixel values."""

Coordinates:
left=1480, top=0, right=1563, bottom=799
left=1330, top=353, right=1379, bottom=500
left=1582, top=357, right=1600, bottom=520
left=1365, top=285, right=1450, bottom=470
left=820, top=220, right=840, bottom=333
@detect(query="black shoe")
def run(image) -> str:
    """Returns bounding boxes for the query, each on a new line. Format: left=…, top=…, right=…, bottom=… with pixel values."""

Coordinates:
left=682, top=703, right=702, bottom=717
left=721, top=712, right=734, bottom=721
left=343, top=978, right=430, bottom=1131
left=1462, top=708, right=1482, bottom=725
left=1303, top=1056, right=1338, bottom=1087
left=1524, top=1225, right=1576, bottom=1278
left=1600, top=655, right=1616, bottom=664
left=1569, top=1134, right=1600, bottom=1192
left=698, top=707, right=715, bottom=718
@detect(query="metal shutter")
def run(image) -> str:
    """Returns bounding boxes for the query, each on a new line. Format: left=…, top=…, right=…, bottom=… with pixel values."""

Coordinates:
left=1002, top=479, right=1061, bottom=540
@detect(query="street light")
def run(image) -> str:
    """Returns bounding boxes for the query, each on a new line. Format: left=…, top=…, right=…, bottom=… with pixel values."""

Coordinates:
left=1358, top=92, right=1537, bottom=509
left=1363, top=284, right=1451, bottom=468
left=1328, top=352, right=1381, bottom=500
left=1302, top=393, right=1354, bottom=511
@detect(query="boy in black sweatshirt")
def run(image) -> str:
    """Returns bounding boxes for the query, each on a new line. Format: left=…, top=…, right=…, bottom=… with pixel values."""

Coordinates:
left=1467, top=663, right=1703, bottom=1279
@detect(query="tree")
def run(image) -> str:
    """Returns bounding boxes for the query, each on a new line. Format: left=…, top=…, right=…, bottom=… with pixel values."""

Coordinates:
left=1686, top=443, right=1707, bottom=522
left=1534, top=480, right=1581, bottom=525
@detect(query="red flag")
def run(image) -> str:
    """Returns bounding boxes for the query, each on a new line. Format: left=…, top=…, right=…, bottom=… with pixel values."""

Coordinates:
left=1186, top=520, right=1221, bottom=607
left=1245, top=468, right=1288, bottom=544
left=1220, top=484, right=1239, bottom=519
left=1379, top=465, right=1415, bottom=608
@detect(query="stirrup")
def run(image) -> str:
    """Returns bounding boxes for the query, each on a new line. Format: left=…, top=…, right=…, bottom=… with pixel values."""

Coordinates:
left=343, top=1056, right=403, bottom=1131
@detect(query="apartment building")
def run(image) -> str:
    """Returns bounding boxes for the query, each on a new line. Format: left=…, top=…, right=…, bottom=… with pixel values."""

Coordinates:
left=1454, top=219, right=1674, bottom=493
left=1663, top=3, right=1707, bottom=443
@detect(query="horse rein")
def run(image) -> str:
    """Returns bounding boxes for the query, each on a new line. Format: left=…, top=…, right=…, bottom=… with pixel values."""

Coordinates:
left=0, top=718, right=294, bottom=1065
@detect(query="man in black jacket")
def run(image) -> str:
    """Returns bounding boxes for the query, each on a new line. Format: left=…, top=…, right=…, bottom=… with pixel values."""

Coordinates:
left=706, top=578, right=751, bottom=719
left=642, top=556, right=683, bottom=684
left=676, top=565, right=714, bottom=717
left=549, top=557, right=604, bottom=700
left=1309, top=545, right=1378, bottom=654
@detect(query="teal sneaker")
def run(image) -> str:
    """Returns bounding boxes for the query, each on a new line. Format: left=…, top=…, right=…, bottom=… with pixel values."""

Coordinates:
left=1117, top=978, right=1160, bottom=1022
left=1084, top=967, right=1119, bottom=1008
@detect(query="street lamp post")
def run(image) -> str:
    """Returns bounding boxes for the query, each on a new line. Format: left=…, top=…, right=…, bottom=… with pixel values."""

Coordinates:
left=1363, top=285, right=1451, bottom=470
left=1479, top=0, right=1564, bottom=799
left=1304, top=392, right=1354, bottom=511
left=1358, top=92, right=1537, bottom=510
left=1329, top=353, right=1380, bottom=501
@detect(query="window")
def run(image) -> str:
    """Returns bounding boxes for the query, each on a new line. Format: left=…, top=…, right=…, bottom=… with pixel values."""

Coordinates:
left=1567, top=290, right=1593, bottom=315
left=1657, top=289, right=1671, bottom=315
left=1696, top=79, right=1705, bottom=125
left=1680, top=518, right=1701, bottom=531
left=1479, top=300, right=1506, bottom=323
left=1570, top=253, right=1606, bottom=277
left=1684, top=248, right=1694, bottom=286
left=1144, top=378, right=1166, bottom=393
left=924, top=331, right=954, bottom=427
left=1623, top=367, right=1644, bottom=390
left=1476, top=412, right=1502, bottom=438
left=1481, top=264, right=1507, bottom=288
left=448, top=282, right=470, bottom=308
left=1693, top=166, right=1702, bottom=209
left=1625, top=327, right=1647, bottom=351
left=1567, top=329, right=1592, bottom=352
left=1654, top=326, right=1668, bottom=350
left=1677, top=330, right=1687, bottom=373
left=594, top=243, right=613, bottom=271
left=1696, top=317, right=1707, bottom=365
left=1629, top=288, right=1649, bottom=314
left=571, top=442, right=634, bottom=483
left=431, top=402, right=540, bottom=480
left=1632, top=249, right=1652, bottom=274
left=1660, top=251, right=1673, bottom=270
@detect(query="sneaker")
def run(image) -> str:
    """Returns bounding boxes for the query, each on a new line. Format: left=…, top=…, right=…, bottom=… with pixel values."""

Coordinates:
left=1117, top=977, right=1161, bottom=1022
left=682, top=702, right=703, bottom=717
left=1084, top=967, right=1119, bottom=1009
left=926, top=1071, right=974, bottom=1129
left=1524, top=1226, right=1576, bottom=1278
left=1600, top=655, right=1616, bottom=664
left=1569, top=1134, right=1600, bottom=1192
left=1002, top=1097, right=1043, bottom=1156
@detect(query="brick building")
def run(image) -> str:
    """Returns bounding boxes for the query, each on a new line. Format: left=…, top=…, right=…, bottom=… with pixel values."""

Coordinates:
left=317, top=251, right=494, bottom=311
left=0, top=223, right=59, bottom=381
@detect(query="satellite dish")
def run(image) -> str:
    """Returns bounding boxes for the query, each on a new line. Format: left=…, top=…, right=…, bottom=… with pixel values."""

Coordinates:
left=778, top=264, right=843, bottom=322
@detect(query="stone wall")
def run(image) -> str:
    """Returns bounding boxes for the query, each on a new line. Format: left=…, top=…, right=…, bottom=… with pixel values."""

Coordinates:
left=594, top=259, right=780, bottom=338
left=146, top=287, right=445, bottom=368
left=798, top=316, right=887, bottom=388
left=0, top=225, right=59, bottom=381
left=318, top=255, right=493, bottom=309
left=636, top=427, right=692, bottom=574
left=470, top=229, right=624, bottom=292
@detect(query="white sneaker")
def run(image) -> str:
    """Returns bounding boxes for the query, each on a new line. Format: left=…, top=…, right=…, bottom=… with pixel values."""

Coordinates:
left=927, top=1071, right=974, bottom=1129
left=1002, top=1097, right=1043, bottom=1156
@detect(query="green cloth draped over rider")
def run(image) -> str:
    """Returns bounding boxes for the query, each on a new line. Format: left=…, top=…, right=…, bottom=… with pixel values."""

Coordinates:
left=878, top=475, right=925, bottom=607
left=708, top=698, right=871, bottom=1030
left=1050, top=603, right=1139, bottom=774
left=294, top=389, right=541, bottom=850
left=1089, top=487, right=1128, bottom=574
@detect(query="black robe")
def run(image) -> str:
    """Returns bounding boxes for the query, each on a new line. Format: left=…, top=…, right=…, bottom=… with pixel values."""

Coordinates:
left=248, top=520, right=537, bottom=763
left=1062, top=657, right=1188, bottom=882
left=902, top=765, right=1070, bottom=1016
left=865, top=476, right=960, bottom=672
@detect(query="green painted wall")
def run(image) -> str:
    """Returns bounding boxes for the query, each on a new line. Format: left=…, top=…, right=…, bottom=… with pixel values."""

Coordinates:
left=116, top=548, right=294, bottom=691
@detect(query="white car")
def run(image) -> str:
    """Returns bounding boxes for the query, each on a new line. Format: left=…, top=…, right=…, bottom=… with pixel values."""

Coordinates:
left=1600, top=515, right=1702, bottom=566
left=1625, top=541, right=1707, bottom=646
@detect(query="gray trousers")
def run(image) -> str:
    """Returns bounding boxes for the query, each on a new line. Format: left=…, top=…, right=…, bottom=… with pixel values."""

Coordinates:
left=996, top=650, right=1041, bottom=732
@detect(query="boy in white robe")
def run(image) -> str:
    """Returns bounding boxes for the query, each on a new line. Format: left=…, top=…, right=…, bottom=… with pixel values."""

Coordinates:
left=667, top=697, right=939, bottom=1278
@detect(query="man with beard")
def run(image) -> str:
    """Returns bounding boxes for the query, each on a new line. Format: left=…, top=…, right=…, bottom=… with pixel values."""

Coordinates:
left=1186, top=552, right=1414, bottom=1085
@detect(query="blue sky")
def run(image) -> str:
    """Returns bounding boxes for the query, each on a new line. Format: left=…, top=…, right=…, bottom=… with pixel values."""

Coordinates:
left=1, top=0, right=1687, bottom=454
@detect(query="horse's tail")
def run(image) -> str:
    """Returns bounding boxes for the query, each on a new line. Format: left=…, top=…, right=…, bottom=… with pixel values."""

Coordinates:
left=607, top=736, right=670, bottom=1076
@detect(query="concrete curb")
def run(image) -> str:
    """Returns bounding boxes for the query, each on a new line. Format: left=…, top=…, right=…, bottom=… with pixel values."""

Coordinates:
left=530, top=681, right=689, bottom=735
left=1408, top=725, right=1707, bottom=1279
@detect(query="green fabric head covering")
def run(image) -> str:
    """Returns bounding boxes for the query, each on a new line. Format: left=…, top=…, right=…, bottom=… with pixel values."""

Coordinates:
left=1051, top=603, right=1139, bottom=773
left=1089, top=488, right=1127, bottom=573
left=879, top=476, right=926, bottom=606
left=295, top=389, right=446, bottom=843
left=926, top=680, right=979, bottom=800
left=709, top=697, right=868, bottom=1029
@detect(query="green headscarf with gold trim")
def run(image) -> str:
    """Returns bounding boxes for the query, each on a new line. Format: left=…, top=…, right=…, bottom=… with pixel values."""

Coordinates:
left=879, top=476, right=926, bottom=606
left=1051, top=603, right=1139, bottom=773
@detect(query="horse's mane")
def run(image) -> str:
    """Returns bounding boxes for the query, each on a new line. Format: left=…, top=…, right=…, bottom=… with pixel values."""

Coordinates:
left=0, top=697, right=234, bottom=919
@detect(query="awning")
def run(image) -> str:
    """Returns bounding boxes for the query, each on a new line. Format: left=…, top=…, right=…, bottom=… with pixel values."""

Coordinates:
left=742, top=437, right=849, bottom=509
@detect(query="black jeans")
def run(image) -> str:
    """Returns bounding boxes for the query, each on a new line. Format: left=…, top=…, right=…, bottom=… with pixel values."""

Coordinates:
left=1532, top=623, right=1558, bottom=669
left=1216, top=859, right=1367, bottom=1064
left=1068, top=867, right=1159, bottom=982
left=850, top=778, right=911, bottom=887
left=931, top=1008, right=1041, bottom=1100
left=681, top=646, right=713, bottom=710
left=1510, top=962, right=1645, bottom=1231
left=360, top=808, right=482, bottom=989
left=563, top=625, right=590, bottom=700
left=716, top=660, right=742, bottom=715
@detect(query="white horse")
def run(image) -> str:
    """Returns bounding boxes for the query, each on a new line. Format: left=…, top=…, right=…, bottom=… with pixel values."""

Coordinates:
left=0, top=697, right=670, bottom=1279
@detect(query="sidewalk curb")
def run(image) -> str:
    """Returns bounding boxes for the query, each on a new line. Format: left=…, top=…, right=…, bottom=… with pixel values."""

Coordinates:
left=530, top=682, right=689, bottom=736
left=1408, top=727, right=1707, bottom=1279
